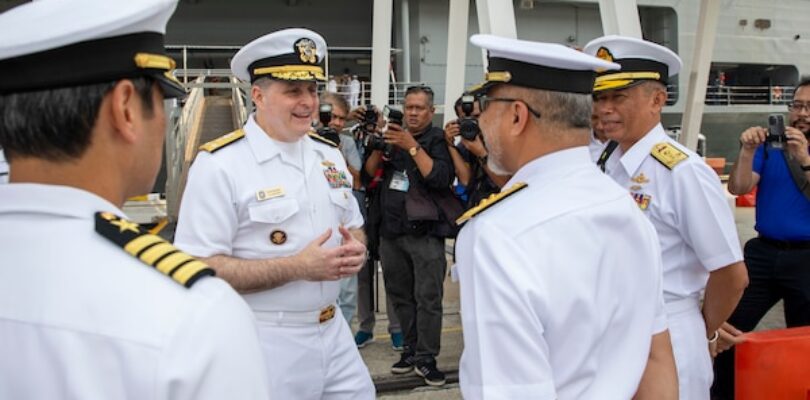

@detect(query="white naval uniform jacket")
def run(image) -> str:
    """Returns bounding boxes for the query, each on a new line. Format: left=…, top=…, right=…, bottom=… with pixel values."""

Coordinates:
left=174, top=114, right=364, bottom=312
left=602, top=123, right=743, bottom=302
left=456, top=147, right=667, bottom=400
left=0, top=184, right=270, bottom=400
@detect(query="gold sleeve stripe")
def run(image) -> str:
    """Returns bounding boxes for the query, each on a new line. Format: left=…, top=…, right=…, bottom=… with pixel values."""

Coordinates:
left=124, top=234, right=164, bottom=257
left=139, top=242, right=177, bottom=266
left=155, top=252, right=195, bottom=275
left=171, top=260, right=211, bottom=285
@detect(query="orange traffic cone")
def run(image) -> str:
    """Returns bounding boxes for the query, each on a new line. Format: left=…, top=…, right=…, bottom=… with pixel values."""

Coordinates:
left=735, top=326, right=810, bottom=400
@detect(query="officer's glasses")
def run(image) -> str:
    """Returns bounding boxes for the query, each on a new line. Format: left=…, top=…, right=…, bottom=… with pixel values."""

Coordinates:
left=477, top=95, right=542, bottom=119
left=788, top=101, right=810, bottom=113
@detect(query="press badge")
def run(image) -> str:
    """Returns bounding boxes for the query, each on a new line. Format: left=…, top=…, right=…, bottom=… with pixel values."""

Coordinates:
left=389, top=170, right=409, bottom=192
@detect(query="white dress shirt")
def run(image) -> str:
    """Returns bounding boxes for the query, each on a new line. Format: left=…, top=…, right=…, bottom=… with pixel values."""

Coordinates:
left=603, top=123, right=743, bottom=302
left=174, top=114, right=364, bottom=312
left=0, top=184, right=269, bottom=400
left=456, top=146, right=667, bottom=400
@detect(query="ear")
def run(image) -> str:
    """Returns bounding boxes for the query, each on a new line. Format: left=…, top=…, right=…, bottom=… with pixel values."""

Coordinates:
left=651, top=87, right=667, bottom=113
left=251, top=84, right=265, bottom=108
left=108, top=80, right=139, bottom=144
left=508, top=101, right=530, bottom=138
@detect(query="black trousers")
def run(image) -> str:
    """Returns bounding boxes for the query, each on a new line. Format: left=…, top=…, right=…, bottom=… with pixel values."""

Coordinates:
left=379, top=234, right=446, bottom=361
left=711, top=237, right=810, bottom=400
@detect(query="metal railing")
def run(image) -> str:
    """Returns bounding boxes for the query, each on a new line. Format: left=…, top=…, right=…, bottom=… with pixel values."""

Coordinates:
left=704, top=85, right=795, bottom=106
left=165, top=75, right=205, bottom=222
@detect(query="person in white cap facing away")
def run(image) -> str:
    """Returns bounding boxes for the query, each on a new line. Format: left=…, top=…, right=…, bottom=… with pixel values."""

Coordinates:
left=174, top=28, right=375, bottom=399
left=0, top=0, right=270, bottom=399
left=454, top=34, right=677, bottom=400
left=585, top=35, right=749, bottom=400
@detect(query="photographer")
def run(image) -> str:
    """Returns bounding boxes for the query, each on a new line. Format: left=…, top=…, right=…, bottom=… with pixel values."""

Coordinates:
left=444, top=95, right=510, bottom=208
left=713, top=79, right=810, bottom=400
left=363, top=85, right=455, bottom=386
left=350, top=105, right=405, bottom=351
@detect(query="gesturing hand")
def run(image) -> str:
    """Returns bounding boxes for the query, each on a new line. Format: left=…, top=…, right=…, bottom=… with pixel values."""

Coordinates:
left=295, top=228, right=367, bottom=282
left=739, top=126, right=767, bottom=153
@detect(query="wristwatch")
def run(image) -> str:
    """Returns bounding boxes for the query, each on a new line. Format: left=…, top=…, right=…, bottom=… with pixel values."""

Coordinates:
left=409, top=144, right=421, bottom=157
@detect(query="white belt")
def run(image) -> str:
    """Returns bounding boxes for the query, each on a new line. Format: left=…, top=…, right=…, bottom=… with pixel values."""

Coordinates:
left=254, top=304, right=337, bottom=325
left=664, top=296, right=700, bottom=315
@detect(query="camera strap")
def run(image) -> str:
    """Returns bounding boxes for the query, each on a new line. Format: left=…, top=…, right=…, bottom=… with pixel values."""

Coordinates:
left=782, top=151, right=810, bottom=201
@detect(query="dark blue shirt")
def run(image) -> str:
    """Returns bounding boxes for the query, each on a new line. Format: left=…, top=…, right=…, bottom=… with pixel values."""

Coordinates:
left=753, top=145, right=810, bottom=240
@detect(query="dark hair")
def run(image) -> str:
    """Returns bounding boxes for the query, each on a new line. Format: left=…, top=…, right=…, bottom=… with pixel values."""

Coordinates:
left=320, top=91, right=349, bottom=114
left=405, top=85, right=434, bottom=106
left=0, top=77, right=156, bottom=162
left=794, top=78, right=810, bottom=96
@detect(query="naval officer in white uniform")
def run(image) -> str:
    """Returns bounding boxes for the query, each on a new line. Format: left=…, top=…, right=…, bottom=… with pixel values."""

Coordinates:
left=586, top=35, right=749, bottom=400
left=454, top=34, right=678, bottom=400
left=174, top=28, right=375, bottom=399
left=0, top=0, right=270, bottom=398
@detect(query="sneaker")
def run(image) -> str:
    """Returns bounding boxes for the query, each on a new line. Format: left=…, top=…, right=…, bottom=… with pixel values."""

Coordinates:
left=390, top=352, right=415, bottom=374
left=415, top=359, right=446, bottom=386
left=354, top=331, right=374, bottom=348
left=390, top=332, right=404, bottom=351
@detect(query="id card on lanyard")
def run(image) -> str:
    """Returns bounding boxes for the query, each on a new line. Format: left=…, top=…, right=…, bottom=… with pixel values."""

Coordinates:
left=389, top=170, right=409, bottom=192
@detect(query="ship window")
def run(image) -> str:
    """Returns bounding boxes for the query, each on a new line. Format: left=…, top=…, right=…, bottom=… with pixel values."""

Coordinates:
left=706, top=63, right=799, bottom=105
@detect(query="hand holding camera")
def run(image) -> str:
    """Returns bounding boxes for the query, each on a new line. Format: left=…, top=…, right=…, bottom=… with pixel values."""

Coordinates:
left=382, top=106, right=418, bottom=152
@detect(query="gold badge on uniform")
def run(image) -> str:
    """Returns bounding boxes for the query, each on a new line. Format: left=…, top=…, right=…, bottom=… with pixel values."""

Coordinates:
left=631, top=173, right=650, bottom=185
left=295, top=38, right=317, bottom=64
left=256, top=187, right=285, bottom=201
left=270, top=230, right=287, bottom=245
left=631, top=192, right=652, bottom=211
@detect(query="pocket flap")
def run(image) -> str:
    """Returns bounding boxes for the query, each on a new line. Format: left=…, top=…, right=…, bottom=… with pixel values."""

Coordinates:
left=329, top=190, right=353, bottom=210
left=248, top=198, right=300, bottom=224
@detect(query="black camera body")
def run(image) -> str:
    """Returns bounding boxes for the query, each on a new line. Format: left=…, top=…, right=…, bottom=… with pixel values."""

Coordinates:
left=766, top=113, right=787, bottom=149
left=458, top=95, right=480, bottom=141
left=316, top=103, right=340, bottom=144
left=360, top=105, right=378, bottom=134
left=384, top=106, right=404, bottom=127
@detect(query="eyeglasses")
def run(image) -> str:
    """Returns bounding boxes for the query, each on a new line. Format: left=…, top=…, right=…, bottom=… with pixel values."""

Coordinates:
left=477, top=95, right=542, bottom=119
left=405, top=85, right=434, bottom=95
left=788, top=102, right=810, bottom=112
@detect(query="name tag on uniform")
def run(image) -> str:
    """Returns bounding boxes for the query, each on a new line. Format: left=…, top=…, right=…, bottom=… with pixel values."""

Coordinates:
left=256, top=187, right=285, bottom=201
left=389, top=170, right=409, bottom=192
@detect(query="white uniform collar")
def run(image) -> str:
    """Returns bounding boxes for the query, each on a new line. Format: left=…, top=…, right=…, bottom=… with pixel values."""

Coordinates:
left=618, top=123, right=667, bottom=177
left=0, top=183, right=123, bottom=219
left=506, top=146, right=592, bottom=188
left=244, top=113, right=319, bottom=168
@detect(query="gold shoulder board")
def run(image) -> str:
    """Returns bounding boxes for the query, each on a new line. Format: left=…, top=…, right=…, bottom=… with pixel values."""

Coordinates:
left=199, top=129, right=245, bottom=153
left=456, top=182, right=528, bottom=225
left=308, top=131, right=338, bottom=148
left=651, top=142, right=688, bottom=170
left=95, top=212, right=215, bottom=288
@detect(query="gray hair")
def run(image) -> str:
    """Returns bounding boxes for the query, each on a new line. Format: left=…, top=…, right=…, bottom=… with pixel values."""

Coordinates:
left=522, top=88, right=592, bottom=130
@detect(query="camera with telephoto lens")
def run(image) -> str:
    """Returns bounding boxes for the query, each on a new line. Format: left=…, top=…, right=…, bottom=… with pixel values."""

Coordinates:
left=766, top=113, right=787, bottom=149
left=458, top=95, right=480, bottom=141
left=316, top=103, right=340, bottom=144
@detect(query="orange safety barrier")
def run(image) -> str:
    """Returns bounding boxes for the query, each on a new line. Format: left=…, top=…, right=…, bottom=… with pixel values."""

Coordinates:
left=706, top=157, right=726, bottom=175
left=735, top=326, right=810, bottom=400
left=736, top=186, right=757, bottom=207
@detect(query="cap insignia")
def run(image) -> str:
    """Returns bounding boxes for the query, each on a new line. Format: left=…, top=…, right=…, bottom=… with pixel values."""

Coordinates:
left=295, top=38, right=318, bottom=64
left=596, top=47, right=614, bottom=62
